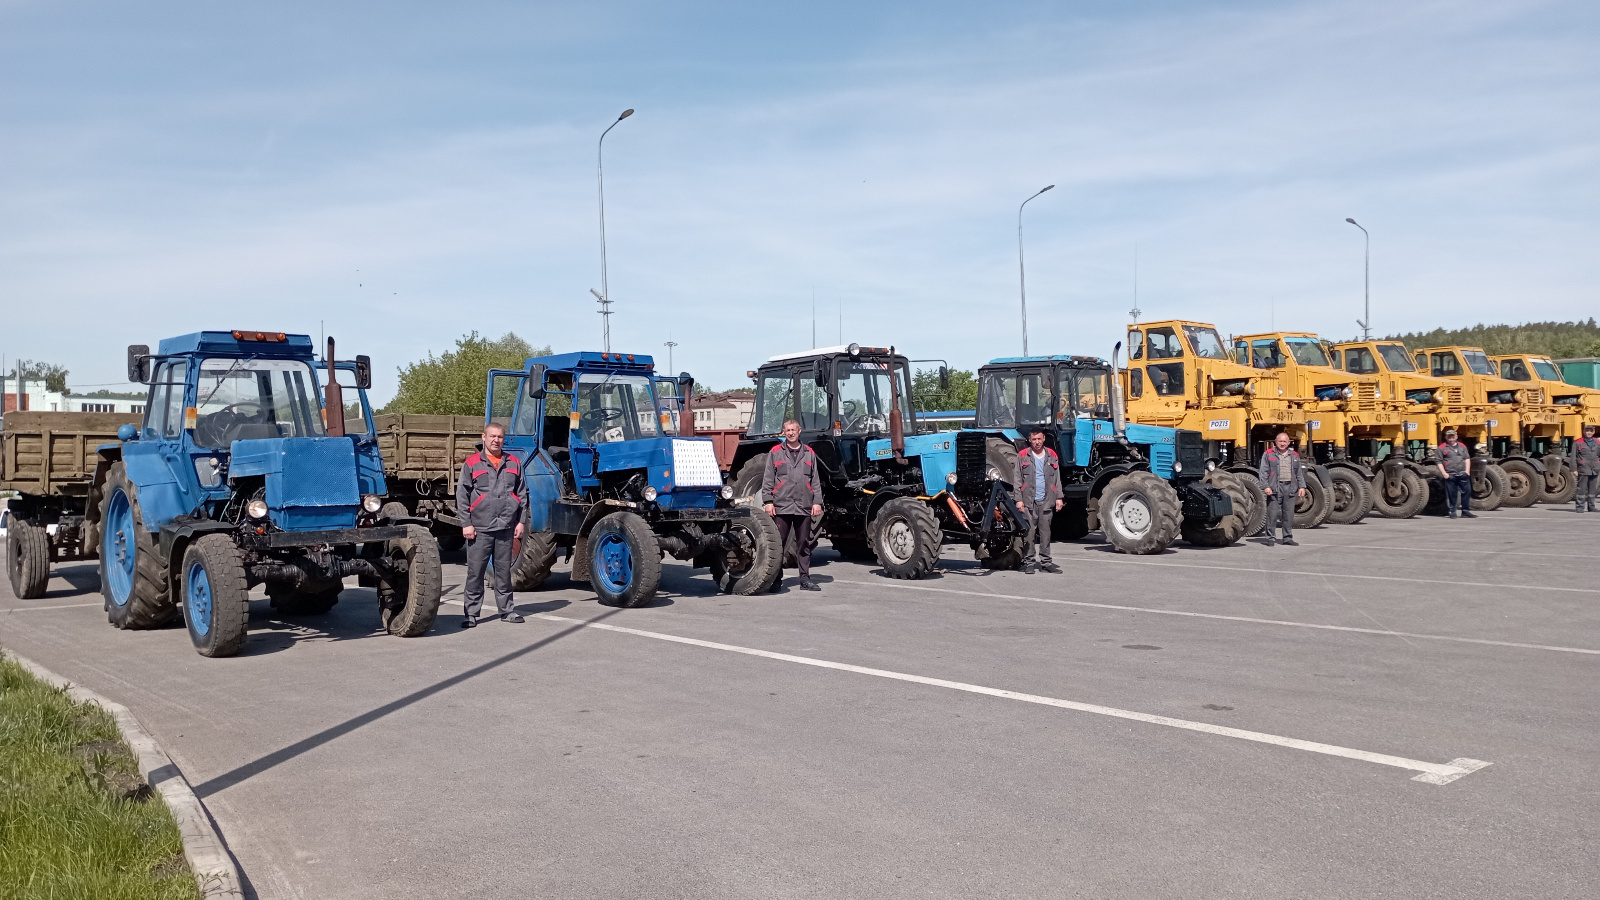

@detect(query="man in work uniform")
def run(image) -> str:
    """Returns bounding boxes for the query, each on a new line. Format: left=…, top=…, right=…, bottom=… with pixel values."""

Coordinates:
left=1569, top=424, right=1600, bottom=513
left=762, top=419, right=824, bottom=592
left=1437, top=428, right=1475, bottom=519
left=1013, top=428, right=1063, bottom=574
left=1257, top=431, right=1306, bottom=546
left=456, top=422, right=528, bottom=626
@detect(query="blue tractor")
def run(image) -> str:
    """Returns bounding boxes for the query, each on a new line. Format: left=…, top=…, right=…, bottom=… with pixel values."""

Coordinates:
left=485, top=351, right=781, bottom=606
left=93, top=331, right=442, bottom=657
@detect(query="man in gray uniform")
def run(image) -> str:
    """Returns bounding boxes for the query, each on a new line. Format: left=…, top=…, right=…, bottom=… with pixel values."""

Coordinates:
left=456, top=422, right=529, bottom=626
left=1256, top=431, right=1306, bottom=545
left=1569, top=424, right=1600, bottom=512
left=1437, top=428, right=1475, bottom=519
left=762, top=419, right=825, bottom=592
left=1013, top=429, right=1063, bottom=573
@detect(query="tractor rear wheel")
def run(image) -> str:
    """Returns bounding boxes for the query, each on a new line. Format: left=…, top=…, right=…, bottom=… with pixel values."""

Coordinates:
left=709, top=507, right=783, bottom=594
left=1497, top=458, right=1541, bottom=508
left=377, top=524, right=443, bottom=636
left=1538, top=455, right=1576, bottom=504
left=985, top=438, right=1019, bottom=486
left=1180, top=470, right=1251, bottom=547
left=99, top=461, right=175, bottom=629
left=1471, top=462, right=1508, bottom=510
left=7, top=517, right=49, bottom=600
left=1324, top=467, right=1373, bottom=525
left=588, top=512, right=663, bottom=607
left=871, top=497, right=941, bottom=579
left=1097, top=471, right=1180, bottom=555
left=182, top=534, right=250, bottom=658
left=510, top=529, right=560, bottom=591
left=1292, top=473, right=1330, bottom=529
left=1372, top=466, right=1428, bottom=518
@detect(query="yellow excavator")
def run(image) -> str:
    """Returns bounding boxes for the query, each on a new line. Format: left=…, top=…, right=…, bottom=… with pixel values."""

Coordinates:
left=1490, top=353, right=1597, bottom=503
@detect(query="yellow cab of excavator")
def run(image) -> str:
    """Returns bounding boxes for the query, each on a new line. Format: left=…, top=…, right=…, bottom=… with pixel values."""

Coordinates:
left=1417, top=346, right=1557, bottom=509
left=1492, top=353, right=1600, bottom=447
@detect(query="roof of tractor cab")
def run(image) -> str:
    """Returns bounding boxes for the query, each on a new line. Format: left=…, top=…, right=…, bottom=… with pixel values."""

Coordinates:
left=156, top=331, right=315, bottom=358
left=985, top=355, right=1108, bottom=367
left=765, top=345, right=899, bottom=363
left=524, top=350, right=656, bottom=374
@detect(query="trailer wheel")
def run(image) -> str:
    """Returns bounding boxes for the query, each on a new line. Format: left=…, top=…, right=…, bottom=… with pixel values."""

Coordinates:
left=1497, top=458, right=1540, bottom=509
left=1097, top=471, right=1180, bottom=555
left=7, top=517, right=49, bottom=600
left=377, top=524, right=443, bottom=636
left=99, top=461, right=175, bottom=629
left=1539, top=455, right=1576, bottom=504
left=510, top=529, right=560, bottom=591
left=182, top=535, right=250, bottom=658
left=1292, top=473, right=1330, bottom=529
left=871, top=496, right=941, bottom=579
left=710, top=508, right=782, bottom=594
left=1470, top=462, right=1508, bottom=511
left=589, top=512, right=662, bottom=607
left=1229, top=470, right=1269, bottom=536
left=1324, top=467, right=1373, bottom=524
left=1181, top=470, right=1251, bottom=547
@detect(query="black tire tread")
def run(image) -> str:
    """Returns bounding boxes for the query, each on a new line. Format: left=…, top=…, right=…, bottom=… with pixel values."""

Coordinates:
left=510, top=529, right=560, bottom=591
left=711, top=507, right=783, bottom=594
left=1471, top=462, right=1508, bottom=511
left=1181, top=470, right=1251, bottom=547
left=1497, top=458, right=1540, bottom=509
left=1324, top=467, right=1373, bottom=525
left=1097, top=470, right=1180, bottom=555
left=871, top=496, right=942, bottom=579
left=8, top=518, right=50, bottom=600
left=183, top=534, right=250, bottom=658
left=99, top=461, right=175, bottom=630
left=382, top=524, right=443, bottom=636
left=589, top=512, right=663, bottom=607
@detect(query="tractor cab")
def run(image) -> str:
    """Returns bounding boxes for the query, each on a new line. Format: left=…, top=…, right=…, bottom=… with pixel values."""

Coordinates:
left=974, top=356, right=1154, bottom=470
left=1418, top=346, right=1562, bottom=458
left=1333, top=341, right=1455, bottom=412
left=1492, top=353, right=1600, bottom=449
left=1232, top=332, right=1380, bottom=407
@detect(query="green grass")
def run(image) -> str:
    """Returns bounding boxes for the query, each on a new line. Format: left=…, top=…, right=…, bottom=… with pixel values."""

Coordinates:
left=0, top=656, right=200, bottom=900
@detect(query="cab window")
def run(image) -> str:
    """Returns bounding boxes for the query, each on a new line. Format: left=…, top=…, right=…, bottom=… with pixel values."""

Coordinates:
left=1128, top=368, right=1144, bottom=399
left=1149, top=362, right=1184, bottom=396
left=751, top=371, right=795, bottom=435
left=1430, top=352, right=1463, bottom=377
left=1532, top=359, right=1563, bottom=382
left=1500, top=359, right=1531, bottom=381
left=1377, top=345, right=1416, bottom=372
left=1061, top=368, right=1110, bottom=417
left=1344, top=347, right=1378, bottom=375
left=1183, top=325, right=1229, bottom=360
left=978, top=369, right=1052, bottom=428
left=1249, top=339, right=1286, bottom=368
left=1127, top=329, right=1144, bottom=361
left=1146, top=327, right=1183, bottom=359
left=1460, top=350, right=1494, bottom=375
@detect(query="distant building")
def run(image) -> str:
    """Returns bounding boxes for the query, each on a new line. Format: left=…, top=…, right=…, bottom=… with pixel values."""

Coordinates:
left=689, top=391, right=753, bottom=430
left=2, top=386, right=145, bottom=416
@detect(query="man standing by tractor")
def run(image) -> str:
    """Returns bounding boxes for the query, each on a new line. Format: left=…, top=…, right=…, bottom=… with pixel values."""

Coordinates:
left=1437, top=428, right=1476, bottom=519
left=1257, top=431, right=1307, bottom=546
left=456, top=422, right=528, bottom=626
left=763, top=419, right=825, bottom=592
left=1569, top=424, right=1600, bottom=513
left=1013, top=429, right=1064, bottom=574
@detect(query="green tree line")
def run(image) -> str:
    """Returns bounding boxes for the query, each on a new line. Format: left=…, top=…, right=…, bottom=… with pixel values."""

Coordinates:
left=382, top=332, right=551, bottom=415
left=1385, top=319, right=1600, bottom=358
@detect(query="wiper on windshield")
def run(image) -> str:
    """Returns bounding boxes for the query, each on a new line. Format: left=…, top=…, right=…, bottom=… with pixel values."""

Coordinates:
left=197, top=355, right=259, bottom=406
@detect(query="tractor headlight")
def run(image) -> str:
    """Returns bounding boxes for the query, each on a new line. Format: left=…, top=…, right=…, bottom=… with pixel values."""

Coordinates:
left=986, top=465, right=1001, bottom=481
left=1172, top=461, right=1183, bottom=473
left=945, top=472, right=958, bottom=485
left=1341, top=386, right=1353, bottom=400
left=720, top=485, right=734, bottom=500
left=642, top=485, right=658, bottom=502
left=848, top=342, right=861, bottom=357
left=362, top=494, right=383, bottom=514
left=246, top=499, right=269, bottom=520
left=1206, top=459, right=1217, bottom=472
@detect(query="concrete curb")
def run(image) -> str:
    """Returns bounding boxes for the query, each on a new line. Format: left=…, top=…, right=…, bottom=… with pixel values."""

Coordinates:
left=6, top=652, right=244, bottom=899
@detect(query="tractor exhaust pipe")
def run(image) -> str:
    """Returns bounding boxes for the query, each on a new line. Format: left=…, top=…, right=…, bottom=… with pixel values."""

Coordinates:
left=325, top=337, right=345, bottom=437
left=1110, top=340, right=1127, bottom=439
left=888, top=345, right=907, bottom=462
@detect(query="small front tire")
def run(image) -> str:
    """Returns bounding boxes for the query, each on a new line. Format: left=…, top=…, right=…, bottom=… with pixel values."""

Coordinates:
left=182, top=535, right=250, bottom=658
left=1097, top=471, right=1180, bottom=555
left=709, top=508, right=782, bottom=595
left=871, top=496, right=941, bottom=579
left=589, top=512, right=663, bottom=607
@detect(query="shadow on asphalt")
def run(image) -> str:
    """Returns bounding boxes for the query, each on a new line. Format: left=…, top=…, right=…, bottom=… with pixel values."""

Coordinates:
left=47, top=563, right=102, bottom=597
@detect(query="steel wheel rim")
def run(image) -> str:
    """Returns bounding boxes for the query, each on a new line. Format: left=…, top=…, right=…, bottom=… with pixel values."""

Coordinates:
left=186, top=561, right=212, bottom=636
left=1110, top=490, right=1152, bottom=539
left=593, top=532, right=633, bottom=594
left=721, top=523, right=755, bottom=576
left=105, top=490, right=135, bottom=607
left=882, top=517, right=915, bottom=564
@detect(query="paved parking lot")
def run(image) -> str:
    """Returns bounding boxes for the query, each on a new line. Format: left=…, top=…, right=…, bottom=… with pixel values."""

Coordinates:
left=3, top=507, right=1597, bottom=899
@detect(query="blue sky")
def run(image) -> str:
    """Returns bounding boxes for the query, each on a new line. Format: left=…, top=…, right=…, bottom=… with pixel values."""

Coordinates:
left=3, top=0, right=1596, bottom=402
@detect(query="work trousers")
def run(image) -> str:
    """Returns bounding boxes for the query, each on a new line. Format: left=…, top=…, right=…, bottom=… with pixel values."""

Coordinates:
left=1266, top=485, right=1295, bottom=539
left=1022, top=498, right=1054, bottom=565
left=774, top=514, right=813, bottom=581
left=1576, top=473, right=1599, bottom=511
left=463, top=528, right=515, bottom=617
left=1445, top=474, right=1472, bottom=514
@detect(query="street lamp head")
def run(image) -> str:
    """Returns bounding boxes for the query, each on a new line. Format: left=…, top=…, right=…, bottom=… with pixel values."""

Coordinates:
left=1041, top=184, right=1055, bottom=192
left=1345, top=217, right=1357, bottom=225
left=619, top=109, right=634, bottom=120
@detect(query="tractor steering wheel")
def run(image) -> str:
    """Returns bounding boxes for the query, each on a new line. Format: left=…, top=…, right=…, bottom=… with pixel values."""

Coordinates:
left=580, top=407, right=627, bottom=441
left=195, top=401, right=267, bottom=447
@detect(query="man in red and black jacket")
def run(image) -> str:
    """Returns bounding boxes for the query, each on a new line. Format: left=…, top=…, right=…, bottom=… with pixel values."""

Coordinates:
left=455, top=422, right=528, bottom=626
left=1013, top=428, right=1064, bottom=574
left=762, top=419, right=825, bottom=592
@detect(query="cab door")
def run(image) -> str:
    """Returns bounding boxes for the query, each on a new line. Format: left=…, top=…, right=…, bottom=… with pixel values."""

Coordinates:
left=485, top=367, right=563, bottom=530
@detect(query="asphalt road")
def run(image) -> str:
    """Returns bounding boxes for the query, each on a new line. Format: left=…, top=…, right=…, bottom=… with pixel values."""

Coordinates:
left=3, top=507, right=1597, bottom=899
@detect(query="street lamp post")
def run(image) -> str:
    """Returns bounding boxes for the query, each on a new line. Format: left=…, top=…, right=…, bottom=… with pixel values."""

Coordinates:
left=596, top=108, right=634, bottom=352
left=663, top=340, right=677, bottom=374
left=1018, top=185, right=1054, bottom=356
left=1346, top=217, right=1370, bottom=340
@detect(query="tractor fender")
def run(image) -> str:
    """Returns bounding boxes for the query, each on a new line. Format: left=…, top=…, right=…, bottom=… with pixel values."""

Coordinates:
left=1086, top=462, right=1144, bottom=501
left=569, top=499, right=634, bottom=584
left=79, top=444, right=126, bottom=559
left=158, top=520, right=239, bottom=579
left=1498, top=453, right=1546, bottom=474
left=1309, top=464, right=1334, bottom=489
left=863, top=488, right=920, bottom=534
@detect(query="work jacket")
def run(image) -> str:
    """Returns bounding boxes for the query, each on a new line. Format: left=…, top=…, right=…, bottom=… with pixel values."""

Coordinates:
left=1257, top=447, right=1306, bottom=493
left=1571, top=436, right=1600, bottom=476
left=1015, top=447, right=1063, bottom=506
left=1440, top=442, right=1471, bottom=477
left=455, top=449, right=529, bottom=532
left=761, top=442, right=824, bottom=515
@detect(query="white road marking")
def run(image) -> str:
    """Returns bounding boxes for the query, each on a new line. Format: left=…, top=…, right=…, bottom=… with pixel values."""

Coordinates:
left=828, top=579, right=1600, bottom=655
left=532, top=613, right=1492, bottom=785
left=1057, top=554, right=1600, bottom=593
left=2, top=601, right=103, bottom=612
left=1333, top=544, right=1580, bottom=559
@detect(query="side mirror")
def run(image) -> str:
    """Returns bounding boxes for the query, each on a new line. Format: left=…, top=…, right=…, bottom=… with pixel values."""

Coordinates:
left=353, top=355, right=373, bottom=390
left=939, top=365, right=950, bottom=390
left=127, top=345, right=151, bottom=383
left=814, top=362, right=828, bottom=388
left=524, top=364, right=548, bottom=399
left=677, top=372, right=694, bottom=397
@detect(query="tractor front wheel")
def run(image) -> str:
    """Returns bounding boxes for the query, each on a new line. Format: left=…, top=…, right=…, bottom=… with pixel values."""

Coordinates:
left=710, top=508, right=782, bottom=594
left=1471, top=462, right=1508, bottom=511
left=1324, top=467, right=1373, bottom=525
left=1097, top=471, right=1180, bottom=555
left=7, top=517, right=49, bottom=600
left=377, top=524, right=443, bottom=636
left=871, top=497, right=941, bottom=579
left=1292, top=473, right=1330, bottom=529
left=1497, top=458, right=1540, bottom=509
left=589, top=512, right=663, bottom=607
left=182, top=535, right=250, bottom=658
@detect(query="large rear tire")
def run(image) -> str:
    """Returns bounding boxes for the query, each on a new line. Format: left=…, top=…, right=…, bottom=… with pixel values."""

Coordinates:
left=1497, top=458, right=1540, bottom=509
left=709, top=508, right=783, bottom=594
left=871, top=496, right=942, bottom=579
left=1471, top=462, right=1508, bottom=511
left=986, top=438, right=1020, bottom=485
left=1180, top=470, right=1250, bottom=547
left=7, top=517, right=49, bottom=600
left=98, top=461, right=175, bottom=629
left=1230, top=470, right=1269, bottom=536
left=1293, top=473, right=1330, bottom=529
left=1324, top=467, right=1373, bottom=525
left=1539, top=455, right=1576, bottom=504
left=589, top=511, right=662, bottom=607
left=510, top=529, right=560, bottom=591
left=1097, top=471, right=1180, bottom=555
left=181, top=534, right=250, bottom=658
left=1372, top=466, right=1429, bottom=518
left=377, top=524, right=443, bottom=636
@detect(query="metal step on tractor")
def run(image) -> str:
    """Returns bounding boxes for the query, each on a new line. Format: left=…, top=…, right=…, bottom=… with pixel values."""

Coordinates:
left=90, top=331, right=442, bottom=657
left=483, top=352, right=782, bottom=606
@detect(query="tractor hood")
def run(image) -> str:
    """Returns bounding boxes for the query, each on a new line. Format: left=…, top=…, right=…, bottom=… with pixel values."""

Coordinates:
left=595, top=436, right=725, bottom=509
left=229, top=437, right=361, bottom=531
